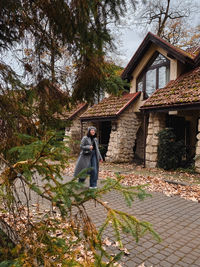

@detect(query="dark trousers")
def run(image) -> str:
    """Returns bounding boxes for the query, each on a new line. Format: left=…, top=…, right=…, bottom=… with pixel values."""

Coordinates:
left=89, top=150, right=98, bottom=187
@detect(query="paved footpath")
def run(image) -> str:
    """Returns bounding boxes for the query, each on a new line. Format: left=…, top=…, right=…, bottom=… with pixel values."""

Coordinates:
left=17, top=175, right=200, bottom=267
left=83, top=178, right=200, bottom=267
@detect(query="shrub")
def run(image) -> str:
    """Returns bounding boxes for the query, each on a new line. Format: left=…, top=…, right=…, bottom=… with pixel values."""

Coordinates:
left=157, top=128, right=185, bottom=170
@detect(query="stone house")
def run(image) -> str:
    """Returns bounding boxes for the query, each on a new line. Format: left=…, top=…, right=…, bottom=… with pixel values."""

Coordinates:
left=121, top=32, right=200, bottom=171
left=140, top=62, right=200, bottom=171
left=70, top=32, right=200, bottom=172
left=80, top=92, right=143, bottom=162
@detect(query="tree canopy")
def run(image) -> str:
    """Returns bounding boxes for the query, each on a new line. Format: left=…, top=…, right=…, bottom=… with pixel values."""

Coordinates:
left=0, top=1, right=161, bottom=266
left=0, top=0, right=135, bottom=102
left=125, top=0, right=200, bottom=48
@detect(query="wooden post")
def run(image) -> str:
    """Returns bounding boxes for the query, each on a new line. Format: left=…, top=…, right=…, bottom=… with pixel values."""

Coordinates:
left=81, top=120, right=83, bottom=138
left=143, top=112, right=147, bottom=168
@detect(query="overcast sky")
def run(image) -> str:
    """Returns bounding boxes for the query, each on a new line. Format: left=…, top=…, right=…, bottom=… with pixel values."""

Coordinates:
left=115, top=0, right=200, bottom=67
left=2, top=0, right=200, bottom=77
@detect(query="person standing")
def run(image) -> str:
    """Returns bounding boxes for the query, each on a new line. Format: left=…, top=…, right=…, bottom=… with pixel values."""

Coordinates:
left=74, top=126, right=103, bottom=189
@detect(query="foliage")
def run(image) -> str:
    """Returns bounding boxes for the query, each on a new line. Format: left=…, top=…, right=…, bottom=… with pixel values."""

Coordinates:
left=102, top=61, right=129, bottom=96
left=0, top=132, right=160, bottom=266
left=159, top=19, right=200, bottom=48
left=0, top=1, right=160, bottom=265
left=0, top=0, right=135, bottom=103
left=157, top=128, right=186, bottom=170
left=0, top=78, right=69, bottom=162
left=0, top=229, right=15, bottom=262
left=72, top=58, right=129, bottom=103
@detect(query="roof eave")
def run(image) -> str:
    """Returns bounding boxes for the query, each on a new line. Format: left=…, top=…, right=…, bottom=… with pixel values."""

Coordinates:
left=121, top=32, right=195, bottom=80
left=80, top=115, right=117, bottom=122
left=195, top=54, right=200, bottom=67
left=121, top=33, right=152, bottom=80
left=116, top=92, right=141, bottom=116
left=80, top=92, right=141, bottom=121
left=68, top=103, right=88, bottom=120
left=140, top=101, right=200, bottom=112
left=151, top=36, right=194, bottom=65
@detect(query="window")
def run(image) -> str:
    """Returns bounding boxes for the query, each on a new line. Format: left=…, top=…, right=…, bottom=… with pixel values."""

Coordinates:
left=137, top=53, right=170, bottom=98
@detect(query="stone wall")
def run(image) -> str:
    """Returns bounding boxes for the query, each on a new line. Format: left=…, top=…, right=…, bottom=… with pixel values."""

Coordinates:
left=66, top=120, right=99, bottom=155
left=195, top=119, right=200, bottom=173
left=106, top=106, right=142, bottom=163
left=65, top=116, right=82, bottom=155
left=65, top=107, right=88, bottom=155
left=145, top=113, right=165, bottom=168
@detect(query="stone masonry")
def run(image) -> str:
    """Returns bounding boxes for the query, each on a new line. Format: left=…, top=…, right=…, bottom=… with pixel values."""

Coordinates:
left=65, top=106, right=88, bottom=154
left=66, top=119, right=100, bottom=155
left=106, top=106, right=142, bottom=163
left=65, top=116, right=82, bottom=155
left=195, top=118, right=200, bottom=173
left=145, top=113, right=165, bottom=168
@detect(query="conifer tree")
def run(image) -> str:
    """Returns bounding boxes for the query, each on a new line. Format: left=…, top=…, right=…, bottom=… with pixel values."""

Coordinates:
left=0, top=1, right=160, bottom=265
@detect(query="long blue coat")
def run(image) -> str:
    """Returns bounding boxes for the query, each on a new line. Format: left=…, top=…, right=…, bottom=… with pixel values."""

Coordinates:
left=74, top=136, right=103, bottom=178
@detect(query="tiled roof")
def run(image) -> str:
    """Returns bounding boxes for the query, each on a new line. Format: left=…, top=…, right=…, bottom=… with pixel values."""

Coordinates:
left=54, top=103, right=87, bottom=120
left=195, top=52, right=200, bottom=66
left=81, top=92, right=140, bottom=120
left=141, top=66, right=200, bottom=109
left=150, top=33, right=196, bottom=60
left=186, top=46, right=200, bottom=57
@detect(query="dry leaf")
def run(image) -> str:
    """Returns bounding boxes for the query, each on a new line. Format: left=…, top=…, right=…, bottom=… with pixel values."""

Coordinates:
left=103, top=237, right=112, bottom=246
left=120, top=247, right=130, bottom=255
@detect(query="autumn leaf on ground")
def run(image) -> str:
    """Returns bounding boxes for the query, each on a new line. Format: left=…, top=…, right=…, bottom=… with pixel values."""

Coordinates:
left=103, top=237, right=112, bottom=246
left=119, top=247, right=130, bottom=255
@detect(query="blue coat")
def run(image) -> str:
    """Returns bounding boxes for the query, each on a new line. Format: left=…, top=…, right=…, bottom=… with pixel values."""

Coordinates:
left=74, top=136, right=103, bottom=178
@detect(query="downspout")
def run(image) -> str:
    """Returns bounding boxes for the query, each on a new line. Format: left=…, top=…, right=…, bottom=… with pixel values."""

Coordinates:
left=143, top=112, right=147, bottom=168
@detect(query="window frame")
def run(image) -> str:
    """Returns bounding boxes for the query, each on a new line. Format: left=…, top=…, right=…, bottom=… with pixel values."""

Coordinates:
left=136, top=52, right=170, bottom=99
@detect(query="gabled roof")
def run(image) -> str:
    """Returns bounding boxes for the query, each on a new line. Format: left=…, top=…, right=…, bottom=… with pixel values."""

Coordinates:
left=80, top=92, right=140, bottom=121
left=54, top=103, right=88, bottom=120
left=186, top=46, right=200, bottom=57
left=195, top=52, right=200, bottom=67
left=66, top=103, right=88, bottom=120
left=141, top=66, right=200, bottom=110
left=121, top=32, right=195, bottom=80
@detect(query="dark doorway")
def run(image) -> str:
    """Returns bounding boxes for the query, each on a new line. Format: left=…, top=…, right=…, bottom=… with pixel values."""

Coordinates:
left=99, top=121, right=112, bottom=160
left=134, top=126, right=144, bottom=161
left=166, top=115, right=191, bottom=160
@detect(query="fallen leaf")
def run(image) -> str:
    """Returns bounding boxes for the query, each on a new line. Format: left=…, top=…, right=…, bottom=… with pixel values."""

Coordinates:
left=103, top=237, right=112, bottom=246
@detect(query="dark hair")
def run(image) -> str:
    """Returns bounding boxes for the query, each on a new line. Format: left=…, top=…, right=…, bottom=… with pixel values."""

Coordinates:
left=87, top=127, right=97, bottom=138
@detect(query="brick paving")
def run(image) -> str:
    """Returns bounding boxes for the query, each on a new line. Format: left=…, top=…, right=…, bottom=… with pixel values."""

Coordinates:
left=83, top=178, right=200, bottom=267
left=16, top=175, right=200, bottom=266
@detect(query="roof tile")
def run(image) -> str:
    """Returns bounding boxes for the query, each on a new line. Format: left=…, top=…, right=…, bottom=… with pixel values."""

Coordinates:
left=54, top=103, right=87, bottom=120
left=150, top=33, right=196, bottom=59
left=81, top=92, right=140, bottom=119
left=142, top=66, right=200, bottom=108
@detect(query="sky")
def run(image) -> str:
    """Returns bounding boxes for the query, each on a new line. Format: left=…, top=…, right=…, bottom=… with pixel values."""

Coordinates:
left=117, top=31, right=143, bottom=67
left=2, top=0, right=200, bottom=78
left=114, top=0, right=200, bottom=67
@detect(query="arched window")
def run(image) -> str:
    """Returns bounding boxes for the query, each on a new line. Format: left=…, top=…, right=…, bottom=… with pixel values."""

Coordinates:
left=137, top=52, right=170, bottom=99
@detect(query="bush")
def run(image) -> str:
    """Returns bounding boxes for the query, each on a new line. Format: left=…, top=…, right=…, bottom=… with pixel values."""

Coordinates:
left=99, top=144, right=107, bottom=161
left=157, top=128, right=185, bottom=170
